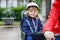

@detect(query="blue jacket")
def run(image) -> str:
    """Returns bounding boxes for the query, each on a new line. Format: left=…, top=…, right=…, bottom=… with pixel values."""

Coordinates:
left=21, top=16, right=43, bottom=35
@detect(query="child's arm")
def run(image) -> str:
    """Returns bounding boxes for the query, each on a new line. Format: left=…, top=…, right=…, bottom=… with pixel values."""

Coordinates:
left=21, top=19, right=32, bottom=35
left=38, top=18, right=43, bottom=32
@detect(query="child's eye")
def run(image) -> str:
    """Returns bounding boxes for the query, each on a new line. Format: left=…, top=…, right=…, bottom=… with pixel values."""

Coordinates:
left=29, top=9, right=33, bottom=12
left=29, top=10, right=33, bottom=12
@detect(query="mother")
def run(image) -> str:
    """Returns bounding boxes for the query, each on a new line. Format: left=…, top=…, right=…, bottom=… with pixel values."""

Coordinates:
left=43, top=0, right=60, bottom=40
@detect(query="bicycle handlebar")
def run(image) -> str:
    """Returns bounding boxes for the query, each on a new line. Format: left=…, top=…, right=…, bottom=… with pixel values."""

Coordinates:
left=54, top=34, right=60, bottom=37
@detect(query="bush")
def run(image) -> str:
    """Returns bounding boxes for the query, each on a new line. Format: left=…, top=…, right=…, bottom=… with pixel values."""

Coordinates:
left=0, top=8, right=7, bottom=21
left=10, top=6, right=26, bottom=21
left=0, top=6, right=26, bottom=21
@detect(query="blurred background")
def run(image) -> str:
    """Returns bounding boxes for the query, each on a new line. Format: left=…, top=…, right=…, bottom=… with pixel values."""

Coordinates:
left=0, top=0, right=54, bottom=40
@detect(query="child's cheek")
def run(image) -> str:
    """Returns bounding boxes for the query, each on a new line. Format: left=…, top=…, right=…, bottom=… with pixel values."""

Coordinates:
left=30, top=14, right=37, bottom=18
left=28, top=12, right=37, bottom=18
left=29, top=14, right=33, bottom=17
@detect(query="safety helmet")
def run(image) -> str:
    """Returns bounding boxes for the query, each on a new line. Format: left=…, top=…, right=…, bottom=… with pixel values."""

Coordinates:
left=26, top=2, right=39, bottom=10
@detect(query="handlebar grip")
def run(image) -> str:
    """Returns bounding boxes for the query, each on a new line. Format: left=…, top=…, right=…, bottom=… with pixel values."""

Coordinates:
left=54, top=34, right=60, bottom=37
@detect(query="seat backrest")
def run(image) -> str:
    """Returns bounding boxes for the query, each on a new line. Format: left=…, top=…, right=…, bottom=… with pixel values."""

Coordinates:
left=21, top=10, right=27, bottom=19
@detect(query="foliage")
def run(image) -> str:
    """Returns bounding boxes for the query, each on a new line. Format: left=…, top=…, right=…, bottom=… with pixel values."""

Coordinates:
left=0, top=6, right=26, bottom=21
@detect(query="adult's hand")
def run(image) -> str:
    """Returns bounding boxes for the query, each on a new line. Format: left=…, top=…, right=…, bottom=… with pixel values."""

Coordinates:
left=44, top=31, right=55, bottom=40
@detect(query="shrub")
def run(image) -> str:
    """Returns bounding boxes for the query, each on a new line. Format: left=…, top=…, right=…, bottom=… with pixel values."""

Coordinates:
left=11, top=6, right=26, bottom=21
left=0, top=8, right=7, bottom=21
left=0, top=6, right=26, bottom=21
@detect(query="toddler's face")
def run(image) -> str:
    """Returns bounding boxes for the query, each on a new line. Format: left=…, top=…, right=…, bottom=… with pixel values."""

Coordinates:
left=27, top=7, right=38, bottom=18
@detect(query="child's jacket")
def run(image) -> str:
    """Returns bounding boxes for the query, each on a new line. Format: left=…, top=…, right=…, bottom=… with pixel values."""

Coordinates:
left=21, top=16, right=43, bottom=35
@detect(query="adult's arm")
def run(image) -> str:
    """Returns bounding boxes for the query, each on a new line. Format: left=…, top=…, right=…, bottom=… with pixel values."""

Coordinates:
left=43, top=0, right=60, bottom=32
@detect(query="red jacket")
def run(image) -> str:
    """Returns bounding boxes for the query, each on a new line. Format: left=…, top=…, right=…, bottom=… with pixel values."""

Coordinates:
left=43, top=0, right=60, bottom=34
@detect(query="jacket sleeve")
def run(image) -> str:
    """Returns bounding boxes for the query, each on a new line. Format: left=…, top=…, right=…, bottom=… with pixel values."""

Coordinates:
left=43, top=0, right=60, bottom=33
left=21, top=19, right=32, bottom=35
left=38, top=18, right=43, bottom=32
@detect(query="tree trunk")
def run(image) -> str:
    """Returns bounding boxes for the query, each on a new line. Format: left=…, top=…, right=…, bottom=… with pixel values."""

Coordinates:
left=29, top=0, right=32, bottom=2
left=46, top=0, right=51, bottom=19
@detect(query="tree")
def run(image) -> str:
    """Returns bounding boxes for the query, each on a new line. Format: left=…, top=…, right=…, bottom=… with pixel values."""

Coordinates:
left=46, top=0, right=51, bottom=19
left=34, top=0, right=42, bottom=8
left=29, top=0, right=32, bottom=2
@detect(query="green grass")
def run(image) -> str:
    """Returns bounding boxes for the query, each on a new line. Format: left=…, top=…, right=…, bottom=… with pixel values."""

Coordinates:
left=0, top=21, right=4, bottom=25
left=14, top=21, right=20, bottom=25
left=0, top=21, right=20, bottom=26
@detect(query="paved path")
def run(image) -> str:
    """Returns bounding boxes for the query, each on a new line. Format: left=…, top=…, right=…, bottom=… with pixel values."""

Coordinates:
left=0, top=26, right=22, bottom=40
